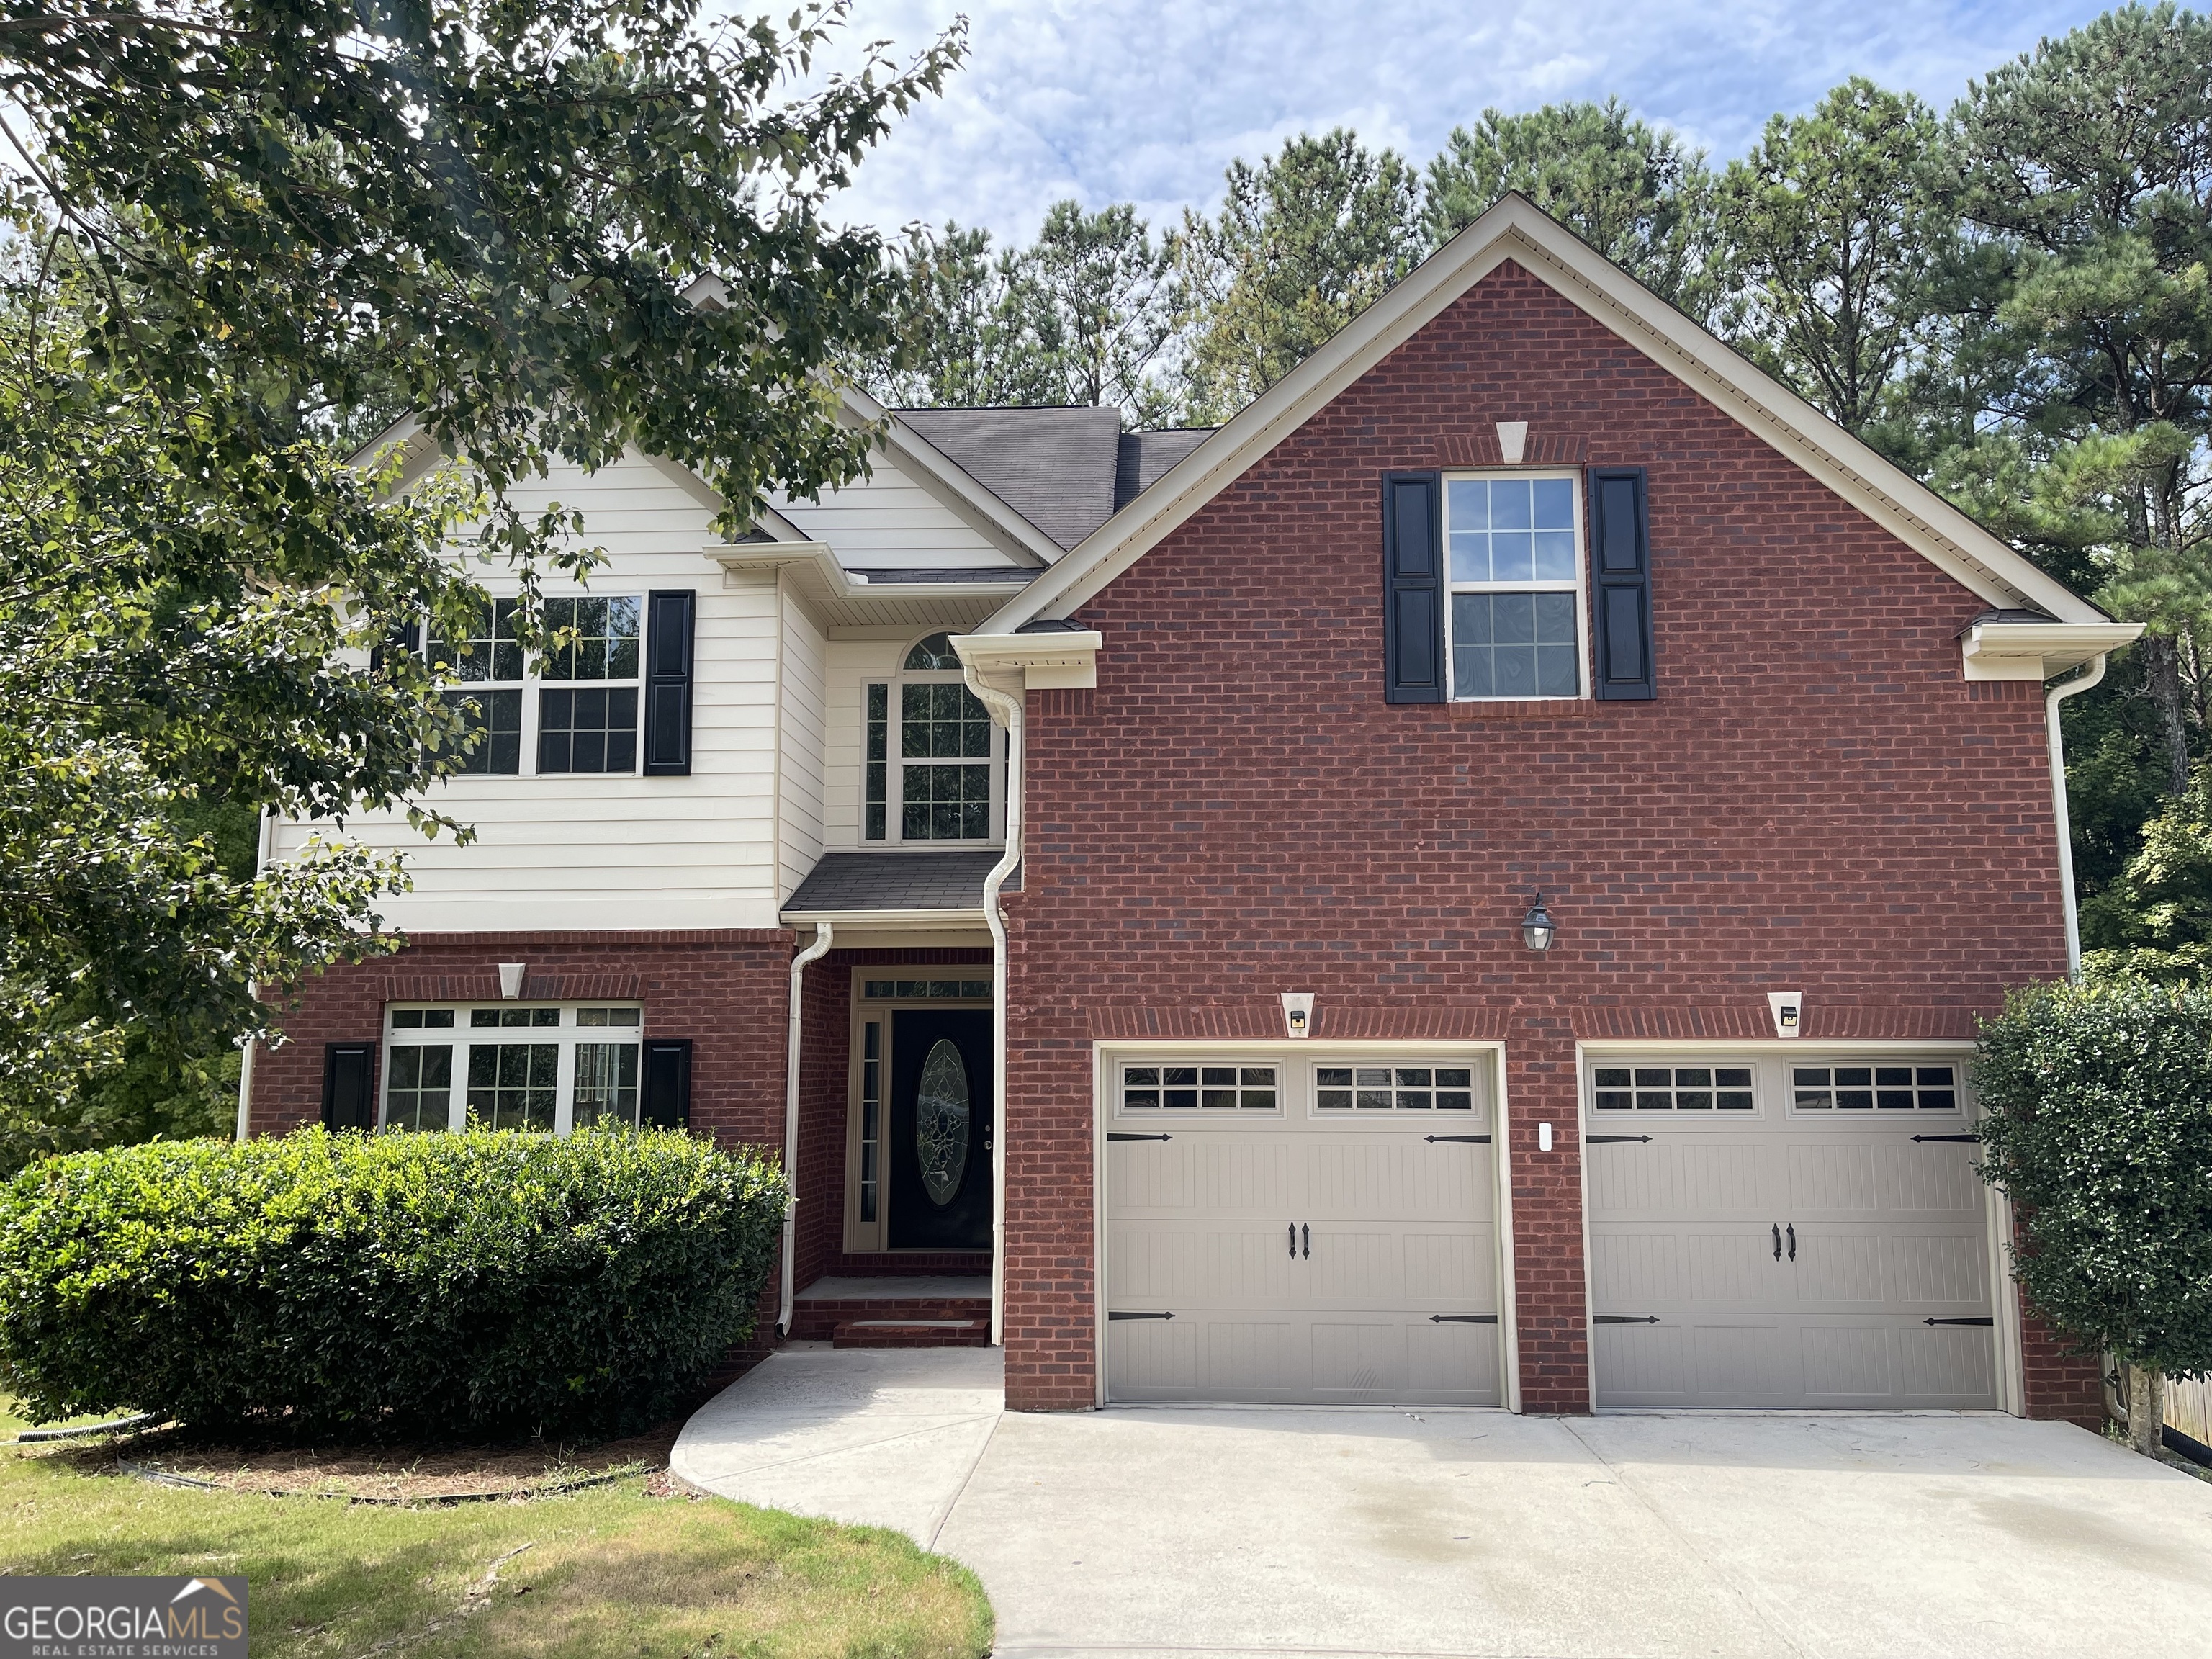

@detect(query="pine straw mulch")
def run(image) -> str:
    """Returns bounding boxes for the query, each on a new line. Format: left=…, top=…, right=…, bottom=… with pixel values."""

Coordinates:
left=17, top=1349, right=763, bottom=1506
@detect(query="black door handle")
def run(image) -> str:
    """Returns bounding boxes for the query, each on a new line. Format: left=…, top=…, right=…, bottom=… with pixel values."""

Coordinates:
left=1302, top=1223, right=1310, bottom=1259
left=1287, top=1223, right=1295, bottom=1259
left=1786, top=1223, right=1796, bottom=1262
left=1771, top=1223, right=1781, bottom=1261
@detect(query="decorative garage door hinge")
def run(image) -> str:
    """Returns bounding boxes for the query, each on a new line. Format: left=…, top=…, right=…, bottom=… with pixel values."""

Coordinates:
left=1106, top=1133, right=1173, bottom=1142
left=1424, top=1133, right=1491, bottom=1143
left=1429, top=1313, right=1498, bottom=1324
left=1107, top=1310, right=1175, bottom=1321
left=1912, top=1133, right=1981, bottom=1143
left=1593, top=1314, right=1660, bottom=1324
left=1586, top=1134, right=1653, bottom=1144
left=1923, top=1316, right=1995, bottom=1326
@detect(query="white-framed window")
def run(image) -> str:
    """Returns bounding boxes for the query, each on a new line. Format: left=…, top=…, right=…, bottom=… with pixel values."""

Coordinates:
left=1592, top=1064, right=1756, bottom=1112
left=1315, top=1064, right=1476, bottom=1111
left=431, top=595, right=644, bottom=777
left=1791, top=1064, right=1960, bottom=1112
left=1444, top=472, right=1588, bottom=700
left=1118, top=1062, right=1281, bottom=1111
left=382, top=1003, right=643, bottom=1133
left=863, top=632, right=1002, bottom=842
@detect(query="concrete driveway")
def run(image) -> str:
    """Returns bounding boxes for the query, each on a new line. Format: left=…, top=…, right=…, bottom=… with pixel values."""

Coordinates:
left=672, top=1345, right=2212, bottom=1659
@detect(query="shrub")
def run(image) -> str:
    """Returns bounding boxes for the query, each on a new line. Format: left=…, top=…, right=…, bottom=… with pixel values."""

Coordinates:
left=0, top=1127, right=786, bottom=1440
left=1974, top=977, right=2212, bottom=1454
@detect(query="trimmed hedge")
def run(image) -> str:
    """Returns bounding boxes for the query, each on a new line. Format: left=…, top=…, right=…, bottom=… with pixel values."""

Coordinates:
left=0, top=1128, right=786, bottom=1440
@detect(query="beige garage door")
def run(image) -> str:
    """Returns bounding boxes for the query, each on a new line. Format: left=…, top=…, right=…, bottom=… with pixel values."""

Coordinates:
left=1104, top=1053, right=1504, bottom=1406
left=1585, top=1053, right=1998, bottom=1410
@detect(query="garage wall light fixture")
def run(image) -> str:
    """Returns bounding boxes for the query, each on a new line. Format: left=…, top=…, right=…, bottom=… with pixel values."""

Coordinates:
left=1520, top=894, right=1557, bottom=953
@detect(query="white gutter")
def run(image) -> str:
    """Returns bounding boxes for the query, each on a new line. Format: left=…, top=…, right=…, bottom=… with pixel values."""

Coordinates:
left=778, top=921, right=835, bottom=1336
left=961, top=661, right=1024, bottom=1349
left=2046, top=655, right=2109, bottom=980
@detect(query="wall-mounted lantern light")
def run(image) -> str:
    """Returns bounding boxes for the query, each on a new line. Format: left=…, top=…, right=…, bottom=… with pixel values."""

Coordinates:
left=1521, top=894, right=1557, bottom=953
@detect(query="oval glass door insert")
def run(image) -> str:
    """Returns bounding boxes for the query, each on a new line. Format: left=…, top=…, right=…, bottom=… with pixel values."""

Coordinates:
left=915, top=1039, right=971, bottom=1208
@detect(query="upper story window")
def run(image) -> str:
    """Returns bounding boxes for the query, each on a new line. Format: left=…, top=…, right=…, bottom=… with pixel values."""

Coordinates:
left=1445, top=474, right=1586, bottom=700
left=431, top=596, right=644, bottom=776
left=864, top=632, right=1001, bottom=843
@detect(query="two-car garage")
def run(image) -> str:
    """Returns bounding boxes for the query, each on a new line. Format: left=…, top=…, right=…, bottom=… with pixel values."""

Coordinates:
left=1097, top=1045, right=2001, bottom=1413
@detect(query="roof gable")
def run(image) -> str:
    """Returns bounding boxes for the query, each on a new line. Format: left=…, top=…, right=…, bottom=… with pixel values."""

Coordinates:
left=981, top=194, right=2105, bottom=631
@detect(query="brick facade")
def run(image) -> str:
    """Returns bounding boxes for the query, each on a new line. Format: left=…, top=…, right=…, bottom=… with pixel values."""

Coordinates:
left=999, top=258, right=2101, bottom=1419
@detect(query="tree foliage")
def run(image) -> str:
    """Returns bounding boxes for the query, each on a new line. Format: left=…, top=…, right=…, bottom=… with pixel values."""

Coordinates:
left=0, top=0, right=958, bottom=1161
left=1169, top=130, right=1424, bottom=421
left=1974, top=978, right=2212, bottom=1445
left=1424, top=99, right=1717, bottom=320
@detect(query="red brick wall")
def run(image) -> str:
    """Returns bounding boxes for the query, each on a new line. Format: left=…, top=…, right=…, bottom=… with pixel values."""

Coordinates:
left=1002, top=259, right=2076, bottom=1413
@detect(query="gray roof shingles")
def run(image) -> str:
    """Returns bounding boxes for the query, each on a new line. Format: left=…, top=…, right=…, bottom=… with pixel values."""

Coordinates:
left=896, top=407, right=1215, bottom=552
left=784, top=851, right=1022, bottom=914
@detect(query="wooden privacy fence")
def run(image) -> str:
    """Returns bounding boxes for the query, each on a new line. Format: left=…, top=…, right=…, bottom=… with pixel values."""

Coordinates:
left=2170, top=1374, right=2212, bottom=1445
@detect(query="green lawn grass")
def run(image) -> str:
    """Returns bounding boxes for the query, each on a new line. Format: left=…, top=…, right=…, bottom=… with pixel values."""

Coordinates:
left=0, top=1402, right=994, bottom=1659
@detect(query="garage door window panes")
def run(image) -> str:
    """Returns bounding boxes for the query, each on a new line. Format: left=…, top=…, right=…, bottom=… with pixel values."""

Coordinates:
left=1593, top=1066, right=1753, bottom=1110
left=1793, top=1065, right=1959, bottom=1110
left=1316, top=1066, right=1475, bottom=1110
left=1121, top=1065, right=1278, bottom=1110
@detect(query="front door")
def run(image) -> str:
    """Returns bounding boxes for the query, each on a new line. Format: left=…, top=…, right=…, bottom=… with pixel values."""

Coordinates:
left=888, top=1008, right=994, bottom=1249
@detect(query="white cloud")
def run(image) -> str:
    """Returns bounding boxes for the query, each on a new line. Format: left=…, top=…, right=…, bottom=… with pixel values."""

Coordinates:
left=799, top=0, right=2110, bottom=243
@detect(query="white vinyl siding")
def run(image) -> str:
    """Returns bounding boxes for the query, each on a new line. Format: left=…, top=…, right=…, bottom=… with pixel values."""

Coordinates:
left=765, top=451, right=1020, bottom=569
left=778, top=595, right=827, bottom=905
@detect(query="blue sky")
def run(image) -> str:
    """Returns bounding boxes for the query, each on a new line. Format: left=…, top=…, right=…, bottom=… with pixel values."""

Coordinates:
left=817, top=0, right=2118, bottom=245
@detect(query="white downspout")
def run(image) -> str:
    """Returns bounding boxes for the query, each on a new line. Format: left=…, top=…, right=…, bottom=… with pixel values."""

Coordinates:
left=234, top=806, right=276, bottom=1142
left=2045, top=655, right=2108, bottom=980
left=962, top=660, right=1023, bottom=1349
left=778, top=921, right=835, bottom=1336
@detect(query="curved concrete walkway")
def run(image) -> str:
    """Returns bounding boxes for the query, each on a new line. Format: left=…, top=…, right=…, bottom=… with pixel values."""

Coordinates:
left=673, top=1345, right=2212, bottom=1659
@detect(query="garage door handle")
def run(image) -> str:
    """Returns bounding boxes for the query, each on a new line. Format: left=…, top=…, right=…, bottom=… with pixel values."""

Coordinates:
left=1425, top=1133, right=1491, bottom=1143
left=1593, top=1315, right=1660, bottom=1325
left=1912, top=1133, right=1980, bottom=1143
left=1429, top=1314, right=1498, bottom=1324
left=1587, top=1134, right=1652, bottom=1144
left=1772, top=1223, right=1781, bottom=1260
left=1786, top=1223, right=1796, bottom=1262
left=1302, top=1223, right=1310, bottom=1259
left=1107, top=1133, right=1173, bottom=1143
left=1923, top=1316, right=1994, bottom=1326
left=1288, top=1223, right=1296, bottom=1259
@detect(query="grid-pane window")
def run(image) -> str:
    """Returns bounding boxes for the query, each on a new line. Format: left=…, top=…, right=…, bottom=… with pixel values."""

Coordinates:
left=865, top=683, right=889, bottom=840
left=1121, top=1065, right=1278, bottom=1110
left=1793, top=1065, right=1959, bottom=1111
left=467, top=1043, right=558, bottom=1130
left=865, top=634, right=997, bottom=842
left=385, top=1004, right=643, bottom=1135
left=859, top=1020, right=882, bottom=1223
left=861, top=980, right=992, bottom=999
left=1593, top=1066, right=1754, bottom=1110
left=421, top=593, right=644, bottom=778
left=1445, top=475, right=1584, bottom=701
left=572, top=1043, right=640, bottom=1127
left=1316, top=1066, right=1475, bottom=1110
left=385, top=1046, right=452, bottom=1131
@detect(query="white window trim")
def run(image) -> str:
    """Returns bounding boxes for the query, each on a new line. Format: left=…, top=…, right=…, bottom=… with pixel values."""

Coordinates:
left=1442, top=468, right=1592, bottom=703
left=863, top=634, right=1007, bottom=846
left=431, top=591, right=648, bottom=781
left=381, top=1002, right=644, bottom=1134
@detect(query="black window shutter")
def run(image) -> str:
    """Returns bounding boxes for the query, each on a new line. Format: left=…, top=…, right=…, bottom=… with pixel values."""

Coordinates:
left=371, top=621, right=421, bottom=676
left=1588, top=467, right=1655, bottom=701
left=642, top=589, right=696, bottom=775
left=322, top=1042, right=377, bottom=1131
left=1382, top=472, right=1445, bottom=703
left=642, top=1039, right=693, bottom=1129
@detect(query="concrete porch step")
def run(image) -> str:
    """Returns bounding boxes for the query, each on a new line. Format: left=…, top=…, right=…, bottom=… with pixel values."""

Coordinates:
left=788, top=1274, right=992, bottom=1342
left=832, top=1318, right=992, bottom=1349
